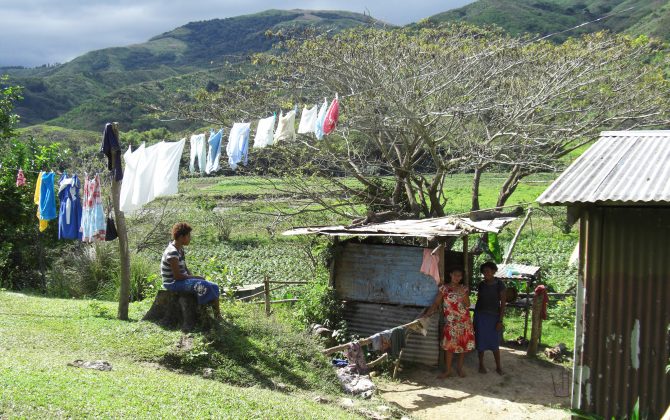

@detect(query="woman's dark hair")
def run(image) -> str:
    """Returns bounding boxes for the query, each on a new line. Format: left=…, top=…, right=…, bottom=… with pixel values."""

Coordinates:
left=172, top=222, right=192, bottom=240
left=480, top=261, right=498, bottom=274
left=448, top=266, right=465, bottom=284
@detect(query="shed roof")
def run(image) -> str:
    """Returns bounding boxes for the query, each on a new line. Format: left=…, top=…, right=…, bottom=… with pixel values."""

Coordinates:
left=538, top=130, right=670, bottom=205
left=495, top=263, right=541, bottom=280
left=282, top=215, right=516, bottom=238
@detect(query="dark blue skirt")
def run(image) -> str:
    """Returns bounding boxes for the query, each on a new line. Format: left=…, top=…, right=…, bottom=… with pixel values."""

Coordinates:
left=163, top=278, right=220, bottom=304
left=474, top=311, right=501, bottom=351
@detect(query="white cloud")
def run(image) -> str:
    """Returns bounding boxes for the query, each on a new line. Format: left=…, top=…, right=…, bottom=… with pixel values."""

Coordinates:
left=0, top=0, right=474, bottom=67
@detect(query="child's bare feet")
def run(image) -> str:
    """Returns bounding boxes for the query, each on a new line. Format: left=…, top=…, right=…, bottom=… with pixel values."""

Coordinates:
left=478, top=366, right=487, bottom=374
left=437, top=370, right=452, bottom=379
left=457, top=368, right=466, bottom=378
left=496, top=368, right=504, bottom=375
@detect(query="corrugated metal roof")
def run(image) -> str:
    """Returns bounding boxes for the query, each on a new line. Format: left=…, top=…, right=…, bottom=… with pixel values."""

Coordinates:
left=538, top=130, right=670, bottom=205
left=283, top=216, right=516, bottom=238
left=495, top=263, right=540, bottom=280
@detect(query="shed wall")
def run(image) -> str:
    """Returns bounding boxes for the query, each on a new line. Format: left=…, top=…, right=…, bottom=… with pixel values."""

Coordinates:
left=576, top=207, right=670, bottom=418
left=333, top=243, right=439, bottom=306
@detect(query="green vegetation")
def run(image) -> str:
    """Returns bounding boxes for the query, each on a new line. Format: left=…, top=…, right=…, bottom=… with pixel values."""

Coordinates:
left=428, top=0, right=670, bottom=42
left=0, top=292, right=357, bottom=419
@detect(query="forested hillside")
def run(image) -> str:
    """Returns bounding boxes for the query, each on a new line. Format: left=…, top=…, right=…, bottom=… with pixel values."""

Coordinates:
left=428, top=0, right=670, bottom=41
left=2, top=9, right=383, bottom=128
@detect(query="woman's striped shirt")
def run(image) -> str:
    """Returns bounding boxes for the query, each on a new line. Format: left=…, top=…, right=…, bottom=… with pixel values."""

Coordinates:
left=161, top=242, right=187, bottom=283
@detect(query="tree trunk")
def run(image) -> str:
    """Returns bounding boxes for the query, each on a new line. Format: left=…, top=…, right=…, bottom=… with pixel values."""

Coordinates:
left=111, top=179, right=131, bottom=320
left=496, top=165, right=526, bottom=209
left=471, top=166, right=484, bottom=212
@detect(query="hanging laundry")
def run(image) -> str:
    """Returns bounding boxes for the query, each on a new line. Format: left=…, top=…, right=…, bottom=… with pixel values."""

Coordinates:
left=58, top=172, right=82, bottom=240
left=314, top=98, right=328, bottom=140
left=119, top=143, right=144, bottom=214
left=16, top=169, right=26, bottom=187
left=323, top=95, right=340, bottom=135
left=39, top=172, right=57, bottom=222
left=189, top=134, right=207, bottom=174
left=420, top=248, right=441, bottom=284
left=297, top=105, right=318, bottom=134
left=105, top=216, right=118, bottom=241
left=152, top=139, right=186, bottom=198
left=132, top=142, right=160, bottom=207
left=273, top=110, right=296, bottom=143
left=205, top=129, right=223, bottom=174
left=80, top=174, right=106, bottom=243
left=227, top=122, right=250, bottom=171
left=344, top=342, right=368, bottom=375
left=253, top=115, right=275, bottom=148
left=101, top=123, right=124, bottom=181
left=33, top=171, right=48, bottom=232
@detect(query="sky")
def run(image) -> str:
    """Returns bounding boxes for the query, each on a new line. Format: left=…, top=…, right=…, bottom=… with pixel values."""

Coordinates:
left=0, top=0, right=474, bottom=67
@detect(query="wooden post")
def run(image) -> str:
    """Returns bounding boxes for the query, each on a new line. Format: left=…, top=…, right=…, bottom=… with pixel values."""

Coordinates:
left=462, top=235, right=470, bottom=287
left=503, top=207, right=532, bottom=264
left=263, top=276, right=271, bottom=316
left=110, top=123, right=131, bottom=321
left=527, top=294, right=544, bottom=356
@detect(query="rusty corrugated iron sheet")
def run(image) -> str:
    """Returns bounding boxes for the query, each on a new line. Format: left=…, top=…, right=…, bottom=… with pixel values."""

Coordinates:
left=283, top=216, right=515, bottom=238
left=538, top=130, right=670, bottom=205
left=575, top=207, right=670, bottom=418
left=333, top=243, right=439, bottom=306
left=343, top=301, right=441, bottom=365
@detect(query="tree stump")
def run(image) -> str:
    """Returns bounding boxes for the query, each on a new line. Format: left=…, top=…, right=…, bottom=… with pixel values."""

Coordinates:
left=143, top=290, right=209, bottom=331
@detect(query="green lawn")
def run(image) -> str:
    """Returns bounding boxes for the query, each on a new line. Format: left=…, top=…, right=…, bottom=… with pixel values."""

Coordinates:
left=0, top=292, right=358, bottom=419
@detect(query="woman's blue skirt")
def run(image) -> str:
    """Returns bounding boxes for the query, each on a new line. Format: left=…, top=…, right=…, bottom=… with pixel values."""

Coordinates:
left=474, top=311, right=501, bottom=351
left=163, top=278, right=220, bottom=304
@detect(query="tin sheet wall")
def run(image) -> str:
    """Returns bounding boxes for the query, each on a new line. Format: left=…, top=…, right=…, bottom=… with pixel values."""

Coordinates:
left=576, top=207, right=670, bottom=418
left=333, top=243, right=439, bottom=307
left=343, top=301, right=440, bottom=365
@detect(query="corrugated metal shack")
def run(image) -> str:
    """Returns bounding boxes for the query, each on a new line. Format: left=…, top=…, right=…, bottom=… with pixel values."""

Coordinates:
left=538, top=130, right=670, bottom=418
left=284, top=216, right=515, bottom=366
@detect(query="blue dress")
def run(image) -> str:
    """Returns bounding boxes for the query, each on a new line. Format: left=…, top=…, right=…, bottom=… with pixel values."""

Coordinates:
left=58, top=173, right=83, bottom=240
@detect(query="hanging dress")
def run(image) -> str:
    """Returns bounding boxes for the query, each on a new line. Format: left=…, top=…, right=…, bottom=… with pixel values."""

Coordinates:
left=439, top=283, right=476, bottom=353
left=39, top=172, right=57, bottom=222
left=58, top=173, right=82, bottom=240
left=33, top=171, right=49, bottom=232
left=80, top=174, right=106, bottom=242
left=16, top=169, right=26, bottom=187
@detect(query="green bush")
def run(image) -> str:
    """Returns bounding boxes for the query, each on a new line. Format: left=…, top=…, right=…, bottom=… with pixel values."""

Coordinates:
left=48, top=242, right=119, bottom=298
left=96, top=252, right=161, bottom=302
left=548, top=295, right=576, bottom=328
left=294, top=267, right=342, bottom=328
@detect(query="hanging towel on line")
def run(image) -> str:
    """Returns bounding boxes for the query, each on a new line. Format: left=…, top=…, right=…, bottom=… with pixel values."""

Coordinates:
left=189, top=133, right=207, bottom=174
left=206, top=129, right=223, bottom=174
left=33, top=171, right=49, bottom=232
left=254, top=115, right=275, bottom=148
left=314, top=98, right=328, bottom=140
left=297, top=105, right=318, bottom=134
left=420, top=248, right=441, bottom=284
left=227, top=122, right=250, bottom=171
left=39, top=172, right=57, bottom=222
left=323, top=95, right=339, bottom=136
left=119, top=143, right=144, bottom=214
left=273, top=110, right=296, bottom=143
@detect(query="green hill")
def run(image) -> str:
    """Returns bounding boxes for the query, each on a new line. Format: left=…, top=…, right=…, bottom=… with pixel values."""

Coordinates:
left=4, top=9, right=383, bottom=128
left=428, top=0, right=670, bottom=41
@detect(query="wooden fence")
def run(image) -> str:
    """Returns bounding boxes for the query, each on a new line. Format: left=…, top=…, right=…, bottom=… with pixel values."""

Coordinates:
left=236, top=276, right=307, bottom=316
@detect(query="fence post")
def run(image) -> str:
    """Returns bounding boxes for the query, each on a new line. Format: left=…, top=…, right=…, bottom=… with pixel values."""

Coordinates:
left=263, top=276, right=271, bottom=317
left=527, top=294, right=544, bottom=356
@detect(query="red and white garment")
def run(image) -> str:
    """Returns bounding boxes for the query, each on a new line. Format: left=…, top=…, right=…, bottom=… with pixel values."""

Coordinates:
left=323, top=94, right=339, bottom=135
left=80, top=174, right=106, bottom=242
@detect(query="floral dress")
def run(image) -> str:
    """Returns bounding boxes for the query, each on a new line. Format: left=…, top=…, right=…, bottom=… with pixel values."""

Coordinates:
left=440, top=284, right=476, bottom=353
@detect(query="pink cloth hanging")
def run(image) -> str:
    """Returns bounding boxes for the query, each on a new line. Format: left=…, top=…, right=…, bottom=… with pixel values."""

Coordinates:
left=420, top=248, right=441, bottom=284
left=16, top=169, right=26, bottom=187
left=323, top=96, right=339, bottom=135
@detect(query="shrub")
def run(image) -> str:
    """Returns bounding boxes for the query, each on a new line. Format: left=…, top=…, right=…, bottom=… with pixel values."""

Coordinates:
left=96, top=252, right=161, bottom=302
left=47, top=242, right=119, bottom=298
left=548, top=295, right=576, bottom=328
left=295, top=267, right=342, bottom=328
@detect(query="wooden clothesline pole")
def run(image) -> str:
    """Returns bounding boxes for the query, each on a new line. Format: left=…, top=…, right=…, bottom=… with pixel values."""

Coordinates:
left=322, top=318, right=424, bottom=355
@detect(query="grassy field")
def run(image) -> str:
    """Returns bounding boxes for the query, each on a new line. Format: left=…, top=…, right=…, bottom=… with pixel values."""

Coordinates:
left=0, top=292, right=361, bottom=419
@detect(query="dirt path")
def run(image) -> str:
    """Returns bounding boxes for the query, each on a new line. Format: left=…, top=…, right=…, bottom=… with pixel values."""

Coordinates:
left=378, top=347, right=571, bottom=419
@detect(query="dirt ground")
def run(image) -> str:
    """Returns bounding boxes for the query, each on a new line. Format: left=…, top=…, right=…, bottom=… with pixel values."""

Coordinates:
left=378, top=347, right=571, bottom=419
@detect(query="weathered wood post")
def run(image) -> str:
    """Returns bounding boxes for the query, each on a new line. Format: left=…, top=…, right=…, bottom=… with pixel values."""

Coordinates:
left=110, top=123, right=131, bottom=320
left=527, top=294, right=544, bottom=356
left=263, top=275, right=271, bottom=316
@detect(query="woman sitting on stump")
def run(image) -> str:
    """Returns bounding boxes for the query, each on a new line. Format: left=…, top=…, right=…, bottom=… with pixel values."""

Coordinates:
left=161, top=222, right=221, bottom=318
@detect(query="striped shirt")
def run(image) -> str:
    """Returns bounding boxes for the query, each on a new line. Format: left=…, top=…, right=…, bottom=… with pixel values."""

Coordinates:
left=161, top=242, right=188, bottom=283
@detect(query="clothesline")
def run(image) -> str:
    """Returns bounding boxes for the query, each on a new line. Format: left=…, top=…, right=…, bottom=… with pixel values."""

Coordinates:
left=322, top=317, right=427, bottom=355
